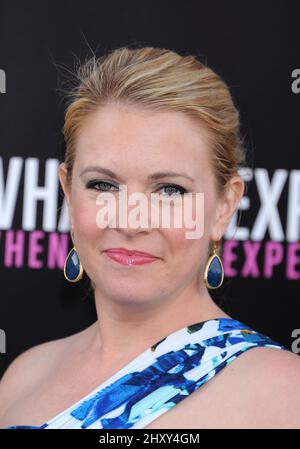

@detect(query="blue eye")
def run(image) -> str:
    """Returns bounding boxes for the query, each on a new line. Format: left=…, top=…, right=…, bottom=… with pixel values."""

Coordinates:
left=158, top=184, right=187, bottom=196
left=86, top=181, right=117, bottom=192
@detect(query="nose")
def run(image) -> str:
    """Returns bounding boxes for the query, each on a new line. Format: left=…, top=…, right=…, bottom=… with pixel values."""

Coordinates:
left=110, top=184, right=154, bottom=236
left=116, top=205, right=153, bottom=237
left=117, top=224, right=152, bottom=237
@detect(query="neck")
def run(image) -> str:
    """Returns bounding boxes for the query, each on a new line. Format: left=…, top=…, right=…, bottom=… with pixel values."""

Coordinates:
left=86, top=283, right=229, bottom=360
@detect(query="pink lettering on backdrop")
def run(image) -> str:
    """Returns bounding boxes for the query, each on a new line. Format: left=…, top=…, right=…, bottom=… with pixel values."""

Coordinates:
left=28, top=230, right=44, bottom=268
left=48, top=233, right=69, bottom=269
left=286, top=243, right=300, bottom=280
left=264, top=241, right=284, bottom=278
left=4, top=230, right=25, bottom=267
left=241, top=241, right=261, bottom=278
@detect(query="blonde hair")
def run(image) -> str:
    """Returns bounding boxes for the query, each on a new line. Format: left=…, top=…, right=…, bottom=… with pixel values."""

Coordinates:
left=62, top=45, right=246, bottom=195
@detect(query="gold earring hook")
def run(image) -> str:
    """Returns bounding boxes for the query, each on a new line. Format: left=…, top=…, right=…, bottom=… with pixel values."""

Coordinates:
left=70, top=229, right=75, bottom=246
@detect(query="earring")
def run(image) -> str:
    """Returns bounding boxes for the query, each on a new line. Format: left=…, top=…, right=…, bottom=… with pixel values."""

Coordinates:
left=204, top=240, right=224, bottom=289
left=63, top=229, right=83, bottom=283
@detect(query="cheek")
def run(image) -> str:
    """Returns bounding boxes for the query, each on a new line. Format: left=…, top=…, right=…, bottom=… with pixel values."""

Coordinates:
left=162, top=193, right=216, bottom=269
left=71, top=191, right=103, bottom=244
left=163, top=226, right=207, bottom=265
left=203, top=189, right=218, bottom=231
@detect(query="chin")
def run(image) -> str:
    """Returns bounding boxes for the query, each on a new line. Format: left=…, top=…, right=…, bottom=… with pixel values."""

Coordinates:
left=103, top=283, right=156, bottom=304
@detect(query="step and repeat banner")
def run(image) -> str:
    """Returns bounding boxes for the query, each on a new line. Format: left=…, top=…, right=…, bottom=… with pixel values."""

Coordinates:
left=0, top=0, right=299, bottom=376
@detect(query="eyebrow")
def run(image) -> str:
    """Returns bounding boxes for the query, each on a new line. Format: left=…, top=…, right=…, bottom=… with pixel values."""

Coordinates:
left=80, top=166, right=195, bottom=182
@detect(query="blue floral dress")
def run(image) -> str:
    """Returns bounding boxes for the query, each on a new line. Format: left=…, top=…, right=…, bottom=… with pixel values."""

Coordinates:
left=4, top=317, right=288, bottom=429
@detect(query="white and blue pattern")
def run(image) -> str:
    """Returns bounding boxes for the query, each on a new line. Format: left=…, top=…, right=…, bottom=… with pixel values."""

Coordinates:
left=5, top=317, right=288, bottom=429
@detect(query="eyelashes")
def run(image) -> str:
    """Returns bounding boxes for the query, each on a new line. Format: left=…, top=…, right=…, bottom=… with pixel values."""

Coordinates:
left=86, top=180, right=116, bottom=192
left=85, top=180, right=188, bottom=197
left=158, top=184, right=187, bottom=196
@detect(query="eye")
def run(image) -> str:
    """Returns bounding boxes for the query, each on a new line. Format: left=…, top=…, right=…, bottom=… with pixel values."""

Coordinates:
left=157, top=184, right=187, bottom=197
left=86, top=180, right=187, bottom=196
left=86, top=180, right=118, bottom=192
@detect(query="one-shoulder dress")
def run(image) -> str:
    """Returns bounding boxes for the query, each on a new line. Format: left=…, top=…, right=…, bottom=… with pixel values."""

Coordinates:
left=3, top=317, right=289, bottom=429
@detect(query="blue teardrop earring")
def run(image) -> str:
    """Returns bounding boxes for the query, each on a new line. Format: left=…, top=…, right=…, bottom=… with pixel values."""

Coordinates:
left=204, top=240, right=224, bottom=289
left=63, top=229, right=83, bottom=283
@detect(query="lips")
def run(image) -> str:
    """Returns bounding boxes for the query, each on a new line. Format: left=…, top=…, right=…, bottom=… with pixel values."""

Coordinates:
left=104, top=248, right=158, bottom=258
left=104, top=248, right=159, bottom=266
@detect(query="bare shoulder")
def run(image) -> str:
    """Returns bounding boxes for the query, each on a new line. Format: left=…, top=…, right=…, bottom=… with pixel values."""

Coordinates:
left=0, top=326, right=91, bottom=421
left=215, top=345, right=300, bottom=428
left=143, top=344, right=300, bottom=430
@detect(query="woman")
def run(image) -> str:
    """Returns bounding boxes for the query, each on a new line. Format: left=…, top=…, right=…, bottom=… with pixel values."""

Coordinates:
left=0, top=46, right=299, bottom=429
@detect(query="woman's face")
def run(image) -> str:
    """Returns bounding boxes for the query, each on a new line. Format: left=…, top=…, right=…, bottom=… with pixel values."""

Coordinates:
left=59, top=104, right=239, bottom=305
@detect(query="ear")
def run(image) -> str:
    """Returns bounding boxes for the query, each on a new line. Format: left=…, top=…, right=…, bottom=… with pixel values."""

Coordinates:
left=58, top=162, right=73, bottom=228
left=210, top=175, right=245, bottom=241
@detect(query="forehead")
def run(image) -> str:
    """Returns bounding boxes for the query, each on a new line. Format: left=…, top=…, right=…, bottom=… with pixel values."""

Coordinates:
left=73, top=105, right=212, bottom=177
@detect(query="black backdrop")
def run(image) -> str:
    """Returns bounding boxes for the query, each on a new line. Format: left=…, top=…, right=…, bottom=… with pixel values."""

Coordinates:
left=0, top=0, right=299, bottom=378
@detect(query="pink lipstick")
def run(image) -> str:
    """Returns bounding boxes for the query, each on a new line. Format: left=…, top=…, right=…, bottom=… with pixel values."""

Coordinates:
left=104, top=248, right=159, bottom=266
